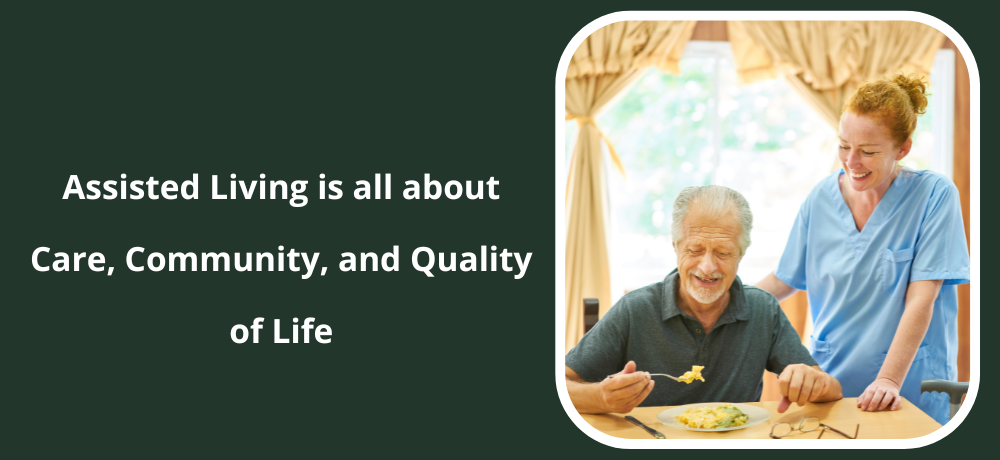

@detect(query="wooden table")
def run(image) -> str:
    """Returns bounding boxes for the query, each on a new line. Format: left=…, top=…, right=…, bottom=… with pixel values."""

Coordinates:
left=581, top=397, right=941, bottom=439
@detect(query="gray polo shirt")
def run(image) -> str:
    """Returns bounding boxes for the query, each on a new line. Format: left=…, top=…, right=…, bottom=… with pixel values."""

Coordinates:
left=566, top=269, right=817, bottom=405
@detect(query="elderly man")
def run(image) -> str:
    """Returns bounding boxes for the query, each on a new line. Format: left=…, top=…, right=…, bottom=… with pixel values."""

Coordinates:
left=566, top=185, right=842, bottom=414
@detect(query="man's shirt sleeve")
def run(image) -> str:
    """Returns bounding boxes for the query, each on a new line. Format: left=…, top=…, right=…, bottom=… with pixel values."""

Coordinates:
left=565, top=296, right=630, bottom=382
left=765, top=295, right=817, bottom=375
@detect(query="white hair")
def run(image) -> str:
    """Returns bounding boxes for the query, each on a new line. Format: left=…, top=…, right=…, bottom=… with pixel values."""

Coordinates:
left=671, top=185, right=753, bottom=256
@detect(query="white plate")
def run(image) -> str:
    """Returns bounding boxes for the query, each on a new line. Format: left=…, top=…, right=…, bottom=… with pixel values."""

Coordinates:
left=656, top=403, right=771, bottom=432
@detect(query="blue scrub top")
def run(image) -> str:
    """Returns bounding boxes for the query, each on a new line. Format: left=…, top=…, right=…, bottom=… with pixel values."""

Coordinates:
left=775, top=169, right=970, bottom=425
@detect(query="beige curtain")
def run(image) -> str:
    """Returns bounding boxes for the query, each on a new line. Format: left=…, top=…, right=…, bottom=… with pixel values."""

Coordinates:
left=728, top=21, right=945, bottom=129
left=565, top=21, right=696, bottom=350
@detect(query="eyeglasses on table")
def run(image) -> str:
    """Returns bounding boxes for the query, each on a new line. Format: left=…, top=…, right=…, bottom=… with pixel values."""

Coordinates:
left=769, top=417, right=859, bottom=439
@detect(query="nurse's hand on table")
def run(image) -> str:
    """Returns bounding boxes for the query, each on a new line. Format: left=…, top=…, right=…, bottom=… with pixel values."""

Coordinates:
left=776, top=364, right=835, bottom=413
left=857, top=377, right=902, bottom=411
left=598, top=361, right=654, bottom=413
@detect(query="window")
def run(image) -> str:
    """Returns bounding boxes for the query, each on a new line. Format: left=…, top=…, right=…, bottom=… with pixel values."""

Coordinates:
left=906, top=49, right=955, bottom=177
left=565, top=42, right=955, bottom=304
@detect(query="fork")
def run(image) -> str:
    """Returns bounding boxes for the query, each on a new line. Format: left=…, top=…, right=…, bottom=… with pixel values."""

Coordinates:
left=649, top=374, right=681, bottom=382
left=605, top=373, right=682, bottom=382
left=647, top=373, right=683, bottom=382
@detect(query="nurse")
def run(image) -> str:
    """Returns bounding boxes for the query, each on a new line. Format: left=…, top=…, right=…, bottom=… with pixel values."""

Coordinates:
left=756, top=73, right=970, bottom=425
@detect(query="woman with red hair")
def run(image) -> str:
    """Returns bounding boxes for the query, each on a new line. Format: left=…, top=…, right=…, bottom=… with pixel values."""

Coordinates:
left=757, top=74, right=970, bottom=425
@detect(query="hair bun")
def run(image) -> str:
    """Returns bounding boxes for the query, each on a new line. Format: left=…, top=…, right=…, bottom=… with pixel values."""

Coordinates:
left=843, top=71, right=930, bottom=145
left=892, top=73, right=929, bottom=115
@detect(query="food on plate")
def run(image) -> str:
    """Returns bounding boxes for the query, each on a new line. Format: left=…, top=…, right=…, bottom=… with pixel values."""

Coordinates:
left=675, top=404, right=749, bottom=428
left=677, top=365, right=705, bottom=384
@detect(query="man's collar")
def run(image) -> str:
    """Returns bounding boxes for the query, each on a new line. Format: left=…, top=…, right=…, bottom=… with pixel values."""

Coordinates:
left=660, top=268, right=749, bottom=323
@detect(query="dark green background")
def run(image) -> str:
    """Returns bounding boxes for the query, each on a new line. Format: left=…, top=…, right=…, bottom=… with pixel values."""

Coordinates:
left=3, top=2, right=990, bottom=456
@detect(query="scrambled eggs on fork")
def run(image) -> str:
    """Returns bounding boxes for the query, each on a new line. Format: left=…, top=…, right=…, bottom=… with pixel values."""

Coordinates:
left=677, top=365, right=705, bottom=384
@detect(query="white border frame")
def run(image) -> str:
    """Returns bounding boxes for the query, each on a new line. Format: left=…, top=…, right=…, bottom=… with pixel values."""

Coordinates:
left=555, top=11, right=979, bottom=449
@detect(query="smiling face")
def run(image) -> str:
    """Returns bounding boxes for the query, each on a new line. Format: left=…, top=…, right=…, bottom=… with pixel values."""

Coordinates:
left=838, top=111, right=912, bottom=195
left=673, top=204, right=742, bottom=310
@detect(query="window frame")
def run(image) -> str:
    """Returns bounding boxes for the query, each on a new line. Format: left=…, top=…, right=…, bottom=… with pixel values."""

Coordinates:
left=931, top=48, right=955, bottom=180
left=600, top=42, right=956, bottom=302
left=680, top=41, right=733, bottom=184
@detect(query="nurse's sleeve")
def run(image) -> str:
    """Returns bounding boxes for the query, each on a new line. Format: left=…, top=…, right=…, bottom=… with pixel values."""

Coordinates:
left=911, top=180, right=970, bottom=285
left=774, top=202, right=810, bottom=291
